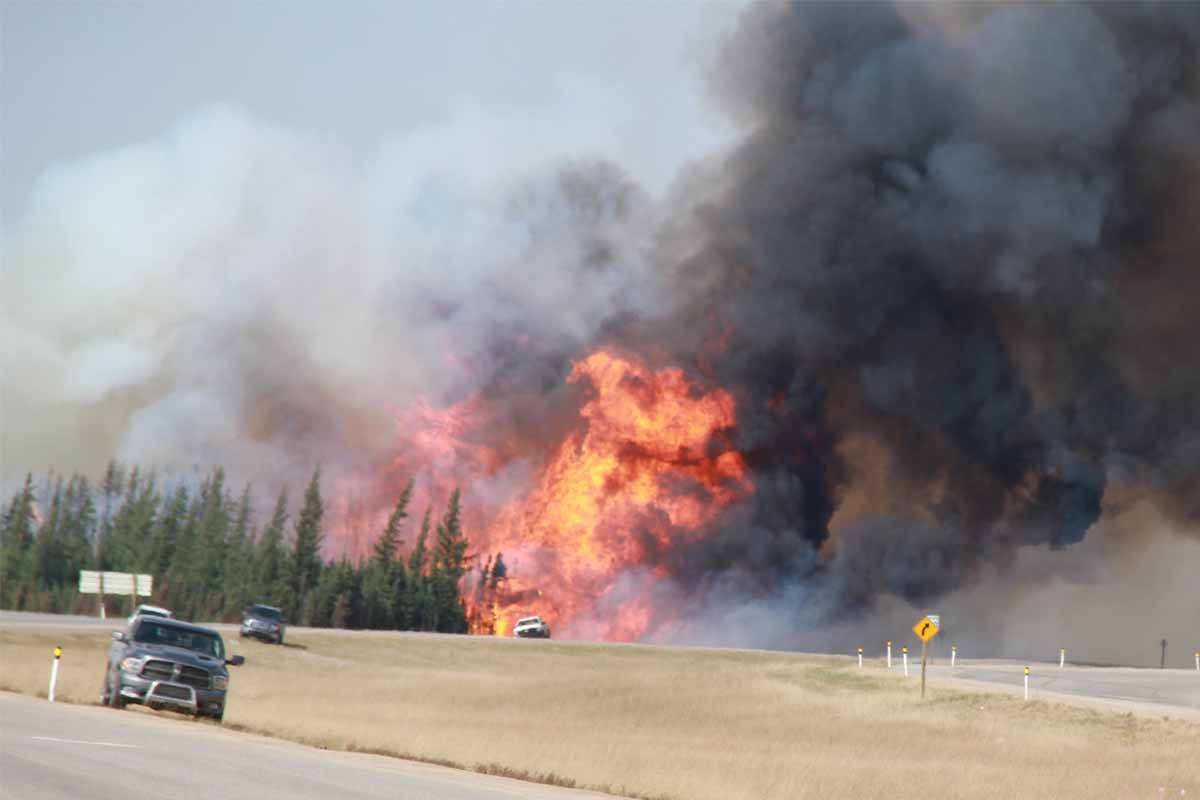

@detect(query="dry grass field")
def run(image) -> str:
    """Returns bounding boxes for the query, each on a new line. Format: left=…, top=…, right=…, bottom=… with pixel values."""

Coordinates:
left=2, top=627, right=1197, bottom=800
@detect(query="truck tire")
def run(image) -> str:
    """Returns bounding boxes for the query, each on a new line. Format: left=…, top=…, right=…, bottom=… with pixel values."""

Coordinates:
left=106, top=674, right=126, bottom=710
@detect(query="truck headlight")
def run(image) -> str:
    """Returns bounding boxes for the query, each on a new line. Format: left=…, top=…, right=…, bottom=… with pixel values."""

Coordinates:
left=212, top=675, right=228, bottom=690
left=120, top=657, right=143, bottom=673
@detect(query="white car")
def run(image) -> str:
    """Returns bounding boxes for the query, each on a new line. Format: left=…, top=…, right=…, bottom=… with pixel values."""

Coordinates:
left=513, top=616, right=551, bottom=639
left=127, top=604, right=173, bottom=626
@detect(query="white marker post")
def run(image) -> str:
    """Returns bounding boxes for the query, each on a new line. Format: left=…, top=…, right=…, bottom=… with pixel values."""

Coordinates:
left=1194, top=651, right=1198, bottom=672
left=951, top=645, right=957, bottom=668
left=1060, top=648, right=1066, bottom=669
left=48, top=646, right=62, bottom=703
left=902, top=646, right=909, bottom=677
left=886, top=640, right=892, bottom=669
left=1023, top=666, right=1030, bottom=702
left=857, top=647, right=863, bottom=670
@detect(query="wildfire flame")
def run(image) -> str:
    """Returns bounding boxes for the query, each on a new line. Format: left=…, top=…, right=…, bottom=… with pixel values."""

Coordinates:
left=364, top=347, right=751, bottom=641
left=471, top=349, right=752, bottom=640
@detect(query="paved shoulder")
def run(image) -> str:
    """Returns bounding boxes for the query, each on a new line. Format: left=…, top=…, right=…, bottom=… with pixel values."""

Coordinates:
left=925, top=660, right=1200, bottom=721
left=0, top=693, right=614, bottom=800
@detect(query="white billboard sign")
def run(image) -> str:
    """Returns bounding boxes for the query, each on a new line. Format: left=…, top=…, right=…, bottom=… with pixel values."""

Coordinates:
left=77, top=570, right=153, bottom=597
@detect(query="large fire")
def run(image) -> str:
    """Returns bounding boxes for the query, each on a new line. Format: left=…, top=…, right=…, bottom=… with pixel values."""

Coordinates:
left=381, top=348, right=752, bottom=641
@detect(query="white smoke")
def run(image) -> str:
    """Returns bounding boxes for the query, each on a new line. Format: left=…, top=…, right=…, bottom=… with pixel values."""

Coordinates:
left=1, top=91, right=719, bottom=492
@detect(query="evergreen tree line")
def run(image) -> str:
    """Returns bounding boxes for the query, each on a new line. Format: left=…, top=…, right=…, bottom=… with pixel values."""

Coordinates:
left=0, top=462, right=472, bottom=633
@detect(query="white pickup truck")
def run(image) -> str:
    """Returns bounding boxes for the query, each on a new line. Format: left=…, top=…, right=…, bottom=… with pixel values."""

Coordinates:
left=513, top=616, right=551, bottom=639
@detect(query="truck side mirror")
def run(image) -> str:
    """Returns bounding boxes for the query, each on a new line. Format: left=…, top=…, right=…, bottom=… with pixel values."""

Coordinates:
left=227, top=655, right=245, bottom=666
left=111, top=630, right=128, bottom=643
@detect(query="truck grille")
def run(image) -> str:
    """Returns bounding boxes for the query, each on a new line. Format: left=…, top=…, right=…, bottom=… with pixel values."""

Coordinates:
left=140, top=660, right=210, bottom=688
left=178, top=665, right=210, bottom=688
left=141, top=660, right=174, bottom=681
left=150, top=683, right=192, bottom=701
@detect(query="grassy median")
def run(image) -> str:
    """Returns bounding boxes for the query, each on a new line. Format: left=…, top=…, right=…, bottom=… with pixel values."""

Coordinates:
left=1, top=627, right=1197, bottom=799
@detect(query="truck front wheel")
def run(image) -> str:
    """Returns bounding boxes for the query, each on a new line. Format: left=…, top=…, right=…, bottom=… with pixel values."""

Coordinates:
left=106, top=674, right=126, bottom=710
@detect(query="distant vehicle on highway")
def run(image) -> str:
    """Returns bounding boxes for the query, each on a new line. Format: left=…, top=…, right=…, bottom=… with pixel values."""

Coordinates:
left=240, top=604, right=286, bottom=644
left=103, top=616, right=243, bottom=722
left=513, top=616, right=551, bottom=639
left=127, top=604, right=173, bottom=626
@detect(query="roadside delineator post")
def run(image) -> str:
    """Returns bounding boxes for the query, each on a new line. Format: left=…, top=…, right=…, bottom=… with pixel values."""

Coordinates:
left=1194, top=651, right=1198, bottom=672
left=887, top=640, right=892, bottom=669
left=1060, top=648, right=1066, bottom=669
left=49, top=646, right=62, bottom=703
left=1024, top=666, right=1030, bottom=701
left=857, top=647, right=863, bottom=670
left=902, top=646, right=909, bottom=677
left=951, top=645, right=957, bottom=668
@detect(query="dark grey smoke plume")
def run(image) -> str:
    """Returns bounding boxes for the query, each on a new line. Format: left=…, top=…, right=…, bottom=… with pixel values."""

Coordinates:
left=635, top=1, right=1200, bottom=618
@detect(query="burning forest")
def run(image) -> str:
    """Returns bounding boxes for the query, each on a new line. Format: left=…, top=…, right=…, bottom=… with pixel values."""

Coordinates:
left=5, top=2, right=1200, bottom=651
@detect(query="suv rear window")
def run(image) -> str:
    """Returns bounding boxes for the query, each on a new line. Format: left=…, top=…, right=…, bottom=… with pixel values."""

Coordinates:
left=248, top=605, right=281, bottom=620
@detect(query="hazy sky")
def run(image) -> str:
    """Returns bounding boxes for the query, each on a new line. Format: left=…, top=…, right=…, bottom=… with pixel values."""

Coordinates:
left=1, top=1, right=746, bottom=487
left=2, top=0, right=741, bottom=221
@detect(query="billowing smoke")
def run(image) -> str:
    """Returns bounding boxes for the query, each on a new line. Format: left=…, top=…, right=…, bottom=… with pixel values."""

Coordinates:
left=636, top=1, right=1200, bottom=623
left=1, top=104, right=659, bottom=494
left=4, top=2, right=1199, bottom=654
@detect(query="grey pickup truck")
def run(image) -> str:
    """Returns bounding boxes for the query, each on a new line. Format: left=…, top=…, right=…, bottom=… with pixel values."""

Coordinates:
left=102, top=616, right=244, bottom=722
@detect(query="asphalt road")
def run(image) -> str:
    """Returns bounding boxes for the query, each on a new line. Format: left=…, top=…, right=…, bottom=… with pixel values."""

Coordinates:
left=920, top=659, right=1200, bottom=720
left=0, top=693, right=615, bottom=800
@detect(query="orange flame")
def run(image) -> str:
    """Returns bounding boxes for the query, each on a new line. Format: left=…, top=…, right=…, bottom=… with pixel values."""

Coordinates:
left=362, top=348, right=752, bottom=640
left=476, top=349, right=751, bottom=640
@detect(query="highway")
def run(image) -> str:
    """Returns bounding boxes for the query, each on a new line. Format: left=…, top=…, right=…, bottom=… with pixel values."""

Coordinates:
left=0, top=694, right=615, bottom=800
left=924, top=659, right=1200, bottom=720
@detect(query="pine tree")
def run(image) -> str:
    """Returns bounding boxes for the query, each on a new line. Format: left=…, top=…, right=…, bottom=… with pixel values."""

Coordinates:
left=32, top=478, right=66, bottom=610
left=195, top=467, right=231, bottom=610
left=98, top=461, right=125, bottom=561
left=433, top=489, right=468, bottom=580
left=222, top=484, right=255, bottom=619
left=255, top=488, right=290, bottom=609
left=146, top=486, right=188, bottom=579
left=291, top=468, right=325, bottom=609
left=1, top=475, right=37, bottom=608
left=403, top=507, right=433, bottom=630
left=373, top=480, right=413, bottom=567
left=430, top=490, right=469, bottom=633
left=164, top=478, right=205, bottom=616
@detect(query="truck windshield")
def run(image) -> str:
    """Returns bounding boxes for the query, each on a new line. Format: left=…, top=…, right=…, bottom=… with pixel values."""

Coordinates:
left=134, top=621, right=224, bottom=659
left=249, top=606, right=281, bottom=620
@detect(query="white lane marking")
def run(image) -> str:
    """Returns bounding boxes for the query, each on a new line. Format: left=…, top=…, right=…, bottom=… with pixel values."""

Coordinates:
left=31, top=735, right=138, bottom=749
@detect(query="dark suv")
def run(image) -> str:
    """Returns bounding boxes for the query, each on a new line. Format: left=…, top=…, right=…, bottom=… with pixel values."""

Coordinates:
left=103, top=616, right=243, bottom=722
left=241, top=604, right=286, bottom=644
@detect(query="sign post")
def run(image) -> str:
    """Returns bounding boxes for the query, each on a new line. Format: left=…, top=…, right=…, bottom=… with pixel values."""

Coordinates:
left=912, top=615, right=940, bottom=699
left=48, top=646, right=62, bottom=703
